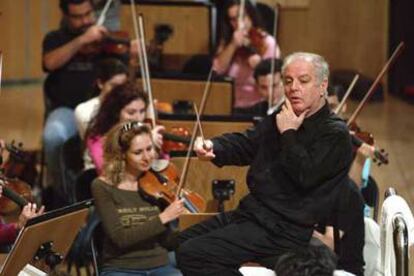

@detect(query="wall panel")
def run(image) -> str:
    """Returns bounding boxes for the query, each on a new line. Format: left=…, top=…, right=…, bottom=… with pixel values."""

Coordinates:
left=1, top=0, right=388, bottom=83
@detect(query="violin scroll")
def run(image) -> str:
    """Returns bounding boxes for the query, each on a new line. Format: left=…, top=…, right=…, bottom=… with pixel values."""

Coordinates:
left=373, top=148, right=389, bottom=166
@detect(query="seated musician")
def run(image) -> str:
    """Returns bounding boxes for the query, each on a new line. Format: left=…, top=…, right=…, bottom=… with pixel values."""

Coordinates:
left=0, top=141, right=44, bottom=246
left=312, top=177, right=365, bottom=276
left=312, top=86, right=383, bottom=276
left=241, top=58, right=284, bottom=116
left=85, top=82, right=164, bottom=174
left=0, top=185, right=44, bottom=246
left=213, top=0, right=281, bottom=114
left=42, top=0, right=138, bottom=199
left=327, top=86, right=377, bottom=162
left=177, top=52, right=353, bottom=275
left=91, top=121, right=184, bottom=276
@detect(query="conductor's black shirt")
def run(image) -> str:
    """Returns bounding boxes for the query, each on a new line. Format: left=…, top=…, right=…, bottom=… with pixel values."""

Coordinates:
left=211, top=103, right=353, bottom=231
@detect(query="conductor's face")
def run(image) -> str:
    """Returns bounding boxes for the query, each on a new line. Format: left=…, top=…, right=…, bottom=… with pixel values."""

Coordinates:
left=283, top=59, right=327, bottom=116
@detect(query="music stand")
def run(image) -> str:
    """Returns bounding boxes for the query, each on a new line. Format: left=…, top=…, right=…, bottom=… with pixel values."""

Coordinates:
left=0, top=200, right=93, bottom=276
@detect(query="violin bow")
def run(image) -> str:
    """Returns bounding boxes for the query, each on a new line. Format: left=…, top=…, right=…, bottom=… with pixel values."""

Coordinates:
left=96, top=0, right=113, bottom=26
left=238, top=0, right=246, bottom=30
left=267, top=4, right=279, bottom=115
left=347, top=42, right=405, bottom=126
left=192, top=103, right=207, bottom=148
left=176, top=68, right=214, bottom=197
left=334, top=74, right=359, bottom=115
left=129, top=1, right=157, bottom=127
left=130, top=0, right=147, bottom=92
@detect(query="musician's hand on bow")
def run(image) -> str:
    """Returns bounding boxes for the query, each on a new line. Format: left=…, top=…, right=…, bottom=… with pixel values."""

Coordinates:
left=129, top=39, right=140, bottom=57
left=152, top=125, right=165, bottom=149
left=159, top=198, right=185, bottom=224
left=358, top=142, right=376, bottom=159
left=248, top=54, right=261, bottom=68
left=80, top=25, right=108, bottom=45
left=194, top=137, right=215, bottom=161
left=232, top=28, right=247, bottom=48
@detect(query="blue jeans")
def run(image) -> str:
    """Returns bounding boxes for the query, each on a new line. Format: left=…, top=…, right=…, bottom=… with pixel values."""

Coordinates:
left=100, top=264, right=182, bottom=276
left=42, top=107, right=78, bottom=199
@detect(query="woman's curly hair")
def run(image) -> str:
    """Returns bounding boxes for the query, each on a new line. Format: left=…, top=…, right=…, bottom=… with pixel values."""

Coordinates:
left=86, top=81, right=148, bottom=139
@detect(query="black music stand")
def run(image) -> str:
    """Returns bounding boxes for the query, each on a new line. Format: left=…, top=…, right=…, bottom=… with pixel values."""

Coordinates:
left=0, top=200, right=93, bottom=276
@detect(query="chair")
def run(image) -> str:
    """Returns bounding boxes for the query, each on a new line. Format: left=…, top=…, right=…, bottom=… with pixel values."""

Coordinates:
left=171, top=157, right=249, bottom=212
left=137, top=77, right=235, bottom=115
left=67, top=209, right=101, bottom=276
left=60, top=135, right=84, bottom=205
left=75, top=168, right=98, bottom=202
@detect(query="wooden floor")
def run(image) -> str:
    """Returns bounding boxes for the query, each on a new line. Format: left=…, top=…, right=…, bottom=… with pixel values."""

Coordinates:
left=1, top=83, right=414, bottom=273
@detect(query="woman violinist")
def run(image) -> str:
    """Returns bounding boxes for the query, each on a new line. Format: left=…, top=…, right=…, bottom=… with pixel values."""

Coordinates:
left=91, top=121, right=184, bottom=276
left=85, top=82, right=164, bottom=174
left=213, top=0, right=280, bottom=114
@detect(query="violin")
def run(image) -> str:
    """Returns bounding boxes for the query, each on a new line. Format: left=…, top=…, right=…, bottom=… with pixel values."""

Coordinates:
left=144, top=118, right=191, bottom=154
left=349, top=122, right=389, bottom=166
left=0, top=176, right=31, bottom=215
left=79, top=30, right=130, bottom=58
left=234, top=0, right=267, bottom=58
left=162, top=127, right=191, bottom=153
left=2, top=141, right=37, bottom=186
left=343, top=43, right=404, bottom=167
left=236, top=28, right=268, bottom=58
left=138, top=162, right=206, bottom=213
left=0, top=141, right=34, bottom=215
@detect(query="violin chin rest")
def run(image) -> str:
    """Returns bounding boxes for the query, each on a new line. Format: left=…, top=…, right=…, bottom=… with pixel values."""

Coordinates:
left=151, top=159, right=170, bottom=172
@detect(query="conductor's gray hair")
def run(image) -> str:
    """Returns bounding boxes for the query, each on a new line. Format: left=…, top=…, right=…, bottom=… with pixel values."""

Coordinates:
left=282, top=52, right=329, bottom=84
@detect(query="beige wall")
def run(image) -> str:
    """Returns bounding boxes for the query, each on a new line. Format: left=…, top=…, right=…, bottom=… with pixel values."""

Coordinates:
left=259, top=0, right=389, bottom=79
left=0, top=0, right=60, bottom=81
left=1, top=0, right=388, bottom=82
